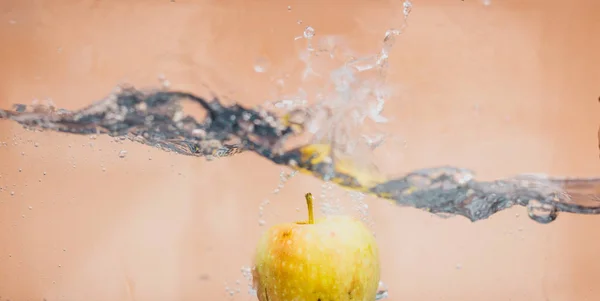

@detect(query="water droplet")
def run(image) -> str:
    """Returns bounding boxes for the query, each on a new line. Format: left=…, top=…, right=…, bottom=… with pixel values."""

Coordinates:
left=43, top=171, right=47, bottom=176
left=28, top=206, right=32, bottom=210
left=258, top=219, right=266, bottom=226
left=18, top=168, right=22, bottom=172
left=34, top=142, right=39, bottom=147
left=375, top=281, right=389, bottom=300
left=118, top=150, right=128, bottom=158
left=10, top=191, right=15, bottom=196
left=456, top=263, right=462, bottom=270
left=303, top=26, right=315, bottom=39
left=297, top=20, right=303, bottom=25
left=527, top=200, right=557, bottom=224
left=287, top=5, right=291, bottom=11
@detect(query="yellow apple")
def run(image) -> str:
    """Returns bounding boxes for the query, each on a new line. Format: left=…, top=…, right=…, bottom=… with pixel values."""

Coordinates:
left=252, top=193, right=381, bottom=301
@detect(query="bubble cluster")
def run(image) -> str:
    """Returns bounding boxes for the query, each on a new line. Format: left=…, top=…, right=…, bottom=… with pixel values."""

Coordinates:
left=319, top=181, right=343, bottom=216
left=258, top=199, right=270, bottom=226
left=241, top=266, right=257, bottom=296
left=272, top=169, right=298, bottom=194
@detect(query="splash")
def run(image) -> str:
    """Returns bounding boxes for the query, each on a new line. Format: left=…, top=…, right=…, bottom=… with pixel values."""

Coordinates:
left=262, top=1, right=413, bottom=225
left=1, top=3, right=598, bottom=223
left=245, top=2, right=413, bottom=299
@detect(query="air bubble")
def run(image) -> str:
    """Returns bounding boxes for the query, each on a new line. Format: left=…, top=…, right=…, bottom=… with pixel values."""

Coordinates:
left=240, top=266, right=257, bottom=296
left=527, top=200, right=557, bottom=224
left=375, top=281, right=389, bottom=300
left=118, top=150, right=128, bottom=158
left=254, top=57, right=271, bottom=73
left=303, top=26, right=315, bottom=39
left=403, top=0, right=413, bottom=17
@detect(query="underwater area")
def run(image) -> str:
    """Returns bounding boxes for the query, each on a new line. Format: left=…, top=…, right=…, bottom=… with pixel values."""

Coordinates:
left=1, top=0, right=600, bottom=300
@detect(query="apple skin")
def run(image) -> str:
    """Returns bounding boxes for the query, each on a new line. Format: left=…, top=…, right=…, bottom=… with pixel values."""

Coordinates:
left=252, top=215, right=380, bottom=301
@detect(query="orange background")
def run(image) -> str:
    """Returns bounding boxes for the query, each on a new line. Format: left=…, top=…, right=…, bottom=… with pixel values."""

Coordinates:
left=1, top=1, right=599, bottom=300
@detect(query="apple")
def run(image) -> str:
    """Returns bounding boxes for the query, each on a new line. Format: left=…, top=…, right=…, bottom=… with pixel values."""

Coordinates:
left=252, top=193, right=381, bottom=301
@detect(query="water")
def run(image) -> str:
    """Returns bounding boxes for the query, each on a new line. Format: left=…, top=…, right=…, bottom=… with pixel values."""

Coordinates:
left=1, top=3, right=599, bottom=299
left=280, top=1, right=412, bottom=223
left=239, top=2, right=415, bottom=299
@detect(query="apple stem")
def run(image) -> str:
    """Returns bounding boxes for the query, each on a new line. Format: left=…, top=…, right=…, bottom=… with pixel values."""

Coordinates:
left=305, top=193, right=315, bottom=224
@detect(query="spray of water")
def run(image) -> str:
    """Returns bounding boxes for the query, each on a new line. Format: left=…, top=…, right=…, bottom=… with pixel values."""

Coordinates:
left=238, top=2, right=414, bottom=300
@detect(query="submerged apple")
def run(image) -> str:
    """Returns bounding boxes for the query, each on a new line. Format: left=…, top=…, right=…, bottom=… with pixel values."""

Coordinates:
left=252, top=193, right=380, bottom=301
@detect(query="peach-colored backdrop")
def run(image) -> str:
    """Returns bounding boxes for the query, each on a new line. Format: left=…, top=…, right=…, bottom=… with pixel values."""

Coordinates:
left=1, top=1, right=599, bottom=300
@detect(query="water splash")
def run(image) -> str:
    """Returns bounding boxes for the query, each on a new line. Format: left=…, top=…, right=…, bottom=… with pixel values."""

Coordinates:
left=247, top=2, right=414, bottom=299
left=270, top=0, right=413, bottom=221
